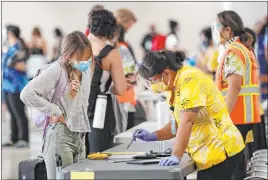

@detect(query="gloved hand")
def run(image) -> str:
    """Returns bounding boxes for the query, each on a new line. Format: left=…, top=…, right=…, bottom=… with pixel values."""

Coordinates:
left=132, top=129, right=158, bottom=142
left=159, top=155, right=180, bottom=166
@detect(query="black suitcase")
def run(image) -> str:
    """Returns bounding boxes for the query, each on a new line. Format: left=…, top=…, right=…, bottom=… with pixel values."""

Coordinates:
left=18, top=156, right=47, bottom=180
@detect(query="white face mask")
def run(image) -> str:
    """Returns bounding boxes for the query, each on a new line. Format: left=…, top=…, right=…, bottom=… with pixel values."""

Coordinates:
left=211, top=21, right=221, bottom=46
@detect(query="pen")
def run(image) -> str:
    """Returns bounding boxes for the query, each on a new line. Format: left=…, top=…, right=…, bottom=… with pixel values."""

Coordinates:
left=126, top=130, right=140, bottom=150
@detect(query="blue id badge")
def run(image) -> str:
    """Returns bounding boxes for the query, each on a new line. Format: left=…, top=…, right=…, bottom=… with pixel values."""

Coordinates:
left=171, top=115, right=177, bottom=135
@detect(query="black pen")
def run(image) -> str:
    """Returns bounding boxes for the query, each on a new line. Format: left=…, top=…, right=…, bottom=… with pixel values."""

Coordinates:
left=126, top=130, right=140, bottom=150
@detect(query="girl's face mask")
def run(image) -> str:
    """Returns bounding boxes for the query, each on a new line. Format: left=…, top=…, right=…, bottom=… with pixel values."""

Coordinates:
left=72, top=59, right=92, bottom=72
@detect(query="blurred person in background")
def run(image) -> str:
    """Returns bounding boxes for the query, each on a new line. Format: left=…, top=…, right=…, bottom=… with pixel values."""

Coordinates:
left=112, top=24, right=146, bottom=132
left=165, top=20, right=180, bottom=51
left=114, top=8, right=137, bottom=61
left=2, top=25, right=30, bottom=148
left=52, top=28, right=64, bottom=61
left=255, top=15, right=268, bottom=102
left=196, top=27, right=219, bottom=80
left=26, top=27, right=48, bottom=79
left=140, top=24, right=157, bottom=54
left=87, top=9, right=132, bottom=154
left=214, top=10, right=261, bottom=180
left=2, top=28, right=9, bottom=110
left=85, top=4, right=104, bottom=37
left=27, top=27, right=47, bottom=56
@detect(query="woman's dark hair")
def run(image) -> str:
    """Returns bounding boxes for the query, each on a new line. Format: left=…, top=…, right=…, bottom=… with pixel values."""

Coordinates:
left=217, top=10, right=248, bottom=46
left=6, top=25, right=20, bottom=38
left=54, top=28, right=63, bottom=37
left=32, top=27, right=41, bottom=37
left=88, top=9, right=117, bottom=39
left=139, top=50, right=185, bottom=79
left=244, top=27, right=256, bottom=48
left=200, top=27, right=212, bottom=41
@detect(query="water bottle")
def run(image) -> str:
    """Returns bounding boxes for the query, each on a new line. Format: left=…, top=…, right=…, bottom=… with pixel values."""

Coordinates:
left=93, top=95, right=107, bottom=129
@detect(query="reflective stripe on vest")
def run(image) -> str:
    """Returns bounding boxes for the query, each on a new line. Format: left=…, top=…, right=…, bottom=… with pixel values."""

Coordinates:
left=221, top=85, right=259, bottom=96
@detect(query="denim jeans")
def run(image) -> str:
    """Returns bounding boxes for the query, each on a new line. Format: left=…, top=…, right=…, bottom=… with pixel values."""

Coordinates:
left=43, top=123, right=86, bottom=179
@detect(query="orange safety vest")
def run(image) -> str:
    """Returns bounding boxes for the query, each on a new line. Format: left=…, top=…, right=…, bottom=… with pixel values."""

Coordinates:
left=216, top=40, right=261, bottom=125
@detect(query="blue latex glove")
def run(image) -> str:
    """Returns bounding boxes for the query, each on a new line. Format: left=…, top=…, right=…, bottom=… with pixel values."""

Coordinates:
left=159, top=155, right=180, bottom=166
left=132, top=129, right=157, bottom=142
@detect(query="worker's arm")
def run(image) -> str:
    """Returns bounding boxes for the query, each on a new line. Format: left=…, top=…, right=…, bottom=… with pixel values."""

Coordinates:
left=172, top=108, right=197, bottom=159
left=223, top=51, right=244, bottom=113
left=155, top=122, right=176, bottom=141
left=170, top=74, right=205, bottom=159
left=225, top=74, right=243, bottom=113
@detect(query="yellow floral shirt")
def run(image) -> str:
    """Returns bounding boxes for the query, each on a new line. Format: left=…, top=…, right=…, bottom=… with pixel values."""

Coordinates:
left=172, top=66, right=245, bottom=170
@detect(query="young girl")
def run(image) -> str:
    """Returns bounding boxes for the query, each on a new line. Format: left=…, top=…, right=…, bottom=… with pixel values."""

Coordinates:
left=20, top=31, right=93, bottom=179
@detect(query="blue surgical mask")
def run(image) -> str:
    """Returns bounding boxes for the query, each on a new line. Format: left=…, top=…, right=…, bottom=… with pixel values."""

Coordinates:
left=72, top=59, right=91, bottom=72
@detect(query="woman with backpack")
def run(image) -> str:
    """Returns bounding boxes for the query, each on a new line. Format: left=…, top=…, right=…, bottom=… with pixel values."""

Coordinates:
left=2, top=25, right=30, bottom=148
left=20, top=31, right=93, bottom=179
left=86, top=9, right=131, bottom=154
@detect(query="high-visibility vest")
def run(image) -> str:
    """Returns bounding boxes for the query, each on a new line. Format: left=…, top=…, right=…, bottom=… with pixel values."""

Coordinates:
left=216, top=40, right=261, bottom=125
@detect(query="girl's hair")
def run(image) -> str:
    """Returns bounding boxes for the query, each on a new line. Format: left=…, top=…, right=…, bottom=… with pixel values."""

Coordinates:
left=32, top=27, right=41, bottom=37
left=217, top=10, right=248, bottom=47
left=139, top=50, right=185, bottom=79
left=60, top=31, right=94, bottom=99
left=88, top=9, right=117, bottom=39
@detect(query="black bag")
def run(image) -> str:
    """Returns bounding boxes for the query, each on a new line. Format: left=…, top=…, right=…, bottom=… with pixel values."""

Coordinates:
left=18, top=156, right=47, bottom=180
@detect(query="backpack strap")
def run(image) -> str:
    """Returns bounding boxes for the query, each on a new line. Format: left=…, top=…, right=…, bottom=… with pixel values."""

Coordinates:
left=51, top=61, right=68, bottom=103
left=95, top=45, right=114, bottom=62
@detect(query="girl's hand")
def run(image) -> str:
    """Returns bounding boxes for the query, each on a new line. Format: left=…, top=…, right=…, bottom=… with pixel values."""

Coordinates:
left=50, top=115, right=65, bottom=124
left=70, top=80, right=80, bottom=92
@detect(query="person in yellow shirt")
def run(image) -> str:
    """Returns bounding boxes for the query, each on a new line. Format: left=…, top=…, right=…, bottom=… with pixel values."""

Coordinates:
left=134, top=50, right=245, bottom=180
left=197, top=27, right=219, bottom=80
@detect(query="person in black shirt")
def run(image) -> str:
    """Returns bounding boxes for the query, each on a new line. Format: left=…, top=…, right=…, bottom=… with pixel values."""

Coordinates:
left=141, top=24, right=157, bottom=54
